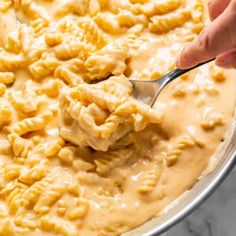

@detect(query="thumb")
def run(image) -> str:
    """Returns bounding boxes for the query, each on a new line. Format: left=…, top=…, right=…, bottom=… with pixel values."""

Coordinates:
left=176, top=1, right=236, bottom=69
left=208, top=0, right=231, bottom=20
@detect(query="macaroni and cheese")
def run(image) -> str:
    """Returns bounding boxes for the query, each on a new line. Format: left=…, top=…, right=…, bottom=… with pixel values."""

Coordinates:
left=0, top=0, right=235, bottom=235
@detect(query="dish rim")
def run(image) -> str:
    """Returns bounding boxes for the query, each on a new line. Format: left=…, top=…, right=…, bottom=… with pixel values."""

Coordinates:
left=126, top=112, right=236, bottom=236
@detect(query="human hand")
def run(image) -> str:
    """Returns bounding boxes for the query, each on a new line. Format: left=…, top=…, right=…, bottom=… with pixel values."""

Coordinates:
left=176, top=0, right=236, bottom=69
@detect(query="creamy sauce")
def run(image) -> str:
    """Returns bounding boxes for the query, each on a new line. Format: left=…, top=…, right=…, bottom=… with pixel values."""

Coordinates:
left=0, top=0, right=235, bottom=236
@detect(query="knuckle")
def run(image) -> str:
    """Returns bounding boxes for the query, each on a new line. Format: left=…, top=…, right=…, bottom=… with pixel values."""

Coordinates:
left=181, top=45, right=194, bottom=62
left=197, top=30, right=213, bottom=54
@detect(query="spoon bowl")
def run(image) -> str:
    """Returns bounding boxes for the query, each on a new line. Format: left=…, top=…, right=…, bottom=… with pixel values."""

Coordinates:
left=129, top=58, right=215, bottom=107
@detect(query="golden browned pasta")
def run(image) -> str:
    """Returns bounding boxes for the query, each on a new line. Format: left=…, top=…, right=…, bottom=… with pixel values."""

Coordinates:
left=0, top=72, right=15, bottom=84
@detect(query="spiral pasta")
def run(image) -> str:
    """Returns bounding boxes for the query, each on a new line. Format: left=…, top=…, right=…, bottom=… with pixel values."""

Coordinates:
left=9, top=111, right=54, bottom=136
left=0, top=0, right=234, bottom=235
left=59, top=75, right=163, bottom=151
left=149, top=9, right=191, bottom=33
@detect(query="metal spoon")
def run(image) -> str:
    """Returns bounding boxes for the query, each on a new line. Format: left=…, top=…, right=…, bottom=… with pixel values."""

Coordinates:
left=129, top=58, right=215, bottom=107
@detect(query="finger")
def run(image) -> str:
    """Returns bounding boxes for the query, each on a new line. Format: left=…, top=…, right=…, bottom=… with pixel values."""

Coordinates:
left=176, top=1, right=236, bottom=69
left=215, top=48, right=236, bottom=69
left=208, top=0, right=231, bottom=21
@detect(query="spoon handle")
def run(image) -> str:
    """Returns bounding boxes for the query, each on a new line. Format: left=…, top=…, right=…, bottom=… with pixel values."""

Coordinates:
left=149, top=58, right=215, bottom=107
left=159, top=58, right=215, bottom=84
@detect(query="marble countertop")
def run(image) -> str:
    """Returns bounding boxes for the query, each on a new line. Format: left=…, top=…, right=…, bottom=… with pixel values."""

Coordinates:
left=164, top=166, right=236, bottom=236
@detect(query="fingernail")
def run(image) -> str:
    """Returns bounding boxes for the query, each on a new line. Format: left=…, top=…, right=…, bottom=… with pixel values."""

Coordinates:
left=176, top=56, right=181, bottom=68
left=176, top=48, right=186, bottom=68
left=176, top=53, right=190, bottom=69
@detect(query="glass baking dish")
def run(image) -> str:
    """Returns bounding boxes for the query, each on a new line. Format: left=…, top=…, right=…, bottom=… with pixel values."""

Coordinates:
left=124, top=107, right=236, bottom=236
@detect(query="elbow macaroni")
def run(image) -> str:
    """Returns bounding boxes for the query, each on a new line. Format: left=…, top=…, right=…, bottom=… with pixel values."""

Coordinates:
left=0, top=0, right=235, bottom=235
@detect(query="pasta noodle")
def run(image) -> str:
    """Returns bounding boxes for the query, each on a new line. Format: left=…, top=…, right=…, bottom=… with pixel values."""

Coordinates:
left=29, top=56, right=61, bottom=80
left=0, top=219, right=16, bottom=236
left=165, top=135, right=196, bottom=166
left=54, top=58, right=88, bottom=85
left=85, top=39, right=130, bottom=80
left=8, top=133, right=30, bottom=158
left=94, top=12, right=124, bottom=34
left=192, top=0, right=205, bottom=23
left=149, top=9, right=191, bottom=33
left=0, top=72, right=15, bottom=84
left=201, top=108, right=224, bottom=130
left=78, top=18, right=107, bottom=50
left=67, top=198, right=89, bottom=220
left=2, top=165, right=22, bottom=182
left=21, top=177, right=51, bottom=209
left=94, top=147, right=134, bottom=174
left=9, top=111, right=54, bottom=135
left=18, top=163, right=47, bottom=185
left=39, top=215, right=77, bottom=236
left=138, top=161, right=163, bottom=194
left=0, top=3, right=17, bottom=47
left=59, top=75, right=163, bottom=151
left=141, top=0, right=182, bottom=17
left=0, top=83, right=6, bottom=96
left=8, top=82, right=39, bottom=114
left=34, top=183, right=66, bottom=214
left=0, top=101, right=12, bottom=127
left=5, top=182, right=26, bottom=214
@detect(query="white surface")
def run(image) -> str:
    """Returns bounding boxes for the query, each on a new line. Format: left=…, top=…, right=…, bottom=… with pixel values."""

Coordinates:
left=166, top=166, right=236, bottom=236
